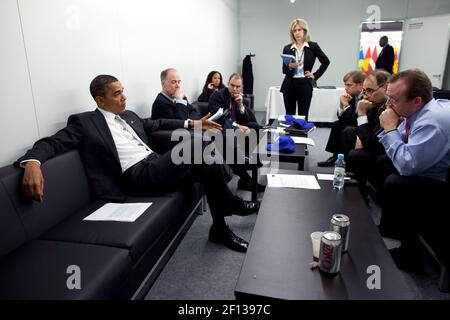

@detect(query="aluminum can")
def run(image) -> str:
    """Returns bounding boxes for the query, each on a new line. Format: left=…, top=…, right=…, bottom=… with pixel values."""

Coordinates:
left=330, top=214, right=350, bottom=252
left=319, top=231, right=342, bottom=274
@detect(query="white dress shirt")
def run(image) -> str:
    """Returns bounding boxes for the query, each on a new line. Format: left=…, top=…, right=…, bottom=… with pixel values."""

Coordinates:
left=97, top=108, right=152, bottom=173
left=291, top=42, right=309, bottom=78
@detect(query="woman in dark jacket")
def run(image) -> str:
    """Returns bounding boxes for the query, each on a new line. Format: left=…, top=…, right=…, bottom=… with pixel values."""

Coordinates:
left=198, top=71, right=225, bottom=102
left=281, top=18, right=330, bottom=120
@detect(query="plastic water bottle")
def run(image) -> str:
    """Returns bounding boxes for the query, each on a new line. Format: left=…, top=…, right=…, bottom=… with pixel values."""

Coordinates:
left=333, top=154, right=346, bottom=190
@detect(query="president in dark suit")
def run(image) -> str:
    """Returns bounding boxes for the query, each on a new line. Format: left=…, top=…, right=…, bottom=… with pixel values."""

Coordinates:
left=280, top=19, right=330, bottom=120
left=151, top=68, right=201, bottom=121
left=17, top=75, right=257, bottom=252
left=375, top=36, right=395, bottom=74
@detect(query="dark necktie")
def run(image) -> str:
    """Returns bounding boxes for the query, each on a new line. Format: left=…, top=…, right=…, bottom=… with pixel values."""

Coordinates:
left=404, top=121, right=411, bottom=143
left=229, top=96, right=236, bottom=119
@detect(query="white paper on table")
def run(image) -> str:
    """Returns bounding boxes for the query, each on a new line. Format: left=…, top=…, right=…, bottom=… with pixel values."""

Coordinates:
left=263, top=127, right=286, bottom=134
left=316, top=173, right=350, bottom=181
left=277, top=114, right=306, bottom=121
left=291, top=136, right=315, bottom=146
left=266, top=174, right=320, bottom=189
left=83, top=202, right=152, bottom=222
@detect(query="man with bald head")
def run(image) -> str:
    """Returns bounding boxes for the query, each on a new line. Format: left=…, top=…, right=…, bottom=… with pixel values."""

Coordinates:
left=151, top=68, right=201, bottom=121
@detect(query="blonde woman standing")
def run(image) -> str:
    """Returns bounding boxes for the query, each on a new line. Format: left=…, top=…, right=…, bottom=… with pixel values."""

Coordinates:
left=280, top=18, right=330, bottom=120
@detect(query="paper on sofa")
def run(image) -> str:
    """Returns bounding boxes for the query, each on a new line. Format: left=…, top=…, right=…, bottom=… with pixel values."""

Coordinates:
left=83, top=202, right=152, bottom=222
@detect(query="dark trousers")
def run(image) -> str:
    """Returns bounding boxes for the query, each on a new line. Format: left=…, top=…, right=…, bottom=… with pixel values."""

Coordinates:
left=325, top=107, right=357, bottom=155
left=283, top=78, right=313, bottom=120
left=341, top=126, right=357, bottom=157
left=122, top=147, right=235, bottom=228
left=379, top=174, right=449, bottom=258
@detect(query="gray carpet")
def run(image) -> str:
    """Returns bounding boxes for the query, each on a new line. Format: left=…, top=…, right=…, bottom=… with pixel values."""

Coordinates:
left=145, top=112, right=450, bottom=300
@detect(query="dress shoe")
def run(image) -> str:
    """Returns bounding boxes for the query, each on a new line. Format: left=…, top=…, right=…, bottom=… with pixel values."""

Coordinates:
left=233, top=196, right=260, bottom=216
left=208, top=224, right=248, bottom=252
left=243, top=156, right=264, bottom=169
left=237, top=178, right=266, bottom=192
left=389, top=247, right=425, bottom=274
left=317, top=155, right=337, bottom=167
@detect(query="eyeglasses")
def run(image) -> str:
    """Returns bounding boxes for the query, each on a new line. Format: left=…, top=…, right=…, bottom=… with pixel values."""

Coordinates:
left=386, top=95, right=399, bottom=105
left=362, top=86, right=381, bottom=95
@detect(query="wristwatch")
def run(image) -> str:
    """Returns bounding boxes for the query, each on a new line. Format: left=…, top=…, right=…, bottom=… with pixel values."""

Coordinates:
left=188, top=119, right=193, bottom=129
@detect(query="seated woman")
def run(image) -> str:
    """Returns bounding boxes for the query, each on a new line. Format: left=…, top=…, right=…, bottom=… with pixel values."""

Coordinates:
left=197, top=71, right=225, bottom=102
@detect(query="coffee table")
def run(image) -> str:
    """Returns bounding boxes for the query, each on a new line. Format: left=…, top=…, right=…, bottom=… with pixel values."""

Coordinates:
left=249, top=130, right=307, bottom=202
left=235, top=171, right=413, bottom=300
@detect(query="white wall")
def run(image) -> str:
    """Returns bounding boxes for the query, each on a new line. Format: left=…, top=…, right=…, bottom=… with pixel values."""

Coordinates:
left=240, top=0, right=450, bottom=110
left=0, top=0, right=240, bottom=167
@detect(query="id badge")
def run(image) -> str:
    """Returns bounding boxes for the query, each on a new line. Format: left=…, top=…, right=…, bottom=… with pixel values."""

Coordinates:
left=296, top=66, right=304, bottom=77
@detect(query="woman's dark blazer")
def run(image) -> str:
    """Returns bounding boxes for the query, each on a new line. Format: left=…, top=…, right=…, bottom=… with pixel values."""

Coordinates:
left=280, top=41, right=330, bottom=94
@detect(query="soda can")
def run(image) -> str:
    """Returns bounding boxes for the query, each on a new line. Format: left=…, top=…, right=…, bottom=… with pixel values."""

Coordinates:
left=330, top=214, right=350, bottom=252
left=319, top=231, right=342, bottom=274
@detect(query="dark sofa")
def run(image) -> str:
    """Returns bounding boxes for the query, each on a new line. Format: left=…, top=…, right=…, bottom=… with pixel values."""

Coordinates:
left=0, top=150, right=204, bottom=299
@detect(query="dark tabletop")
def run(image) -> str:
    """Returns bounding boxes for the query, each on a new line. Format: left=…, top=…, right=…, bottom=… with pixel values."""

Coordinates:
left=235, top=171, right=414, bottom=300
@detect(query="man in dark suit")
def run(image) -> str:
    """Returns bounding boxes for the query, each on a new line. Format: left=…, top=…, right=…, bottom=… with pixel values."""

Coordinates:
left=208, top=73, right=259, bottom=131
left=317, top=70, right=365, bottom=167
left=375, top=36, right=395, bottom=74
left=345, top=70, right=396, bottom=199
left=151, top=68, right=201, bottom=121
left=17, top=74, right=258, bottom=252
left=208, top=74, right=264, bottom=192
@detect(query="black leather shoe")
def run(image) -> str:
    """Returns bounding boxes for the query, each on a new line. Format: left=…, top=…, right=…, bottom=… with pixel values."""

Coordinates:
left=237, top=178, right=266, bottom=192
left=209, top=225, right=248, bottom=252
left=317, top=156, right=337, bottom=167
left=243, top=156, right=264, bottom=169
left=389, top=247, right=425, bottom=274
left=233, top=196, right=260, bottom=216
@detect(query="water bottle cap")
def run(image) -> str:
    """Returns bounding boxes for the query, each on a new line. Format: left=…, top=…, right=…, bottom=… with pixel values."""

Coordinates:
left=337, top=154, right=344, bottom=160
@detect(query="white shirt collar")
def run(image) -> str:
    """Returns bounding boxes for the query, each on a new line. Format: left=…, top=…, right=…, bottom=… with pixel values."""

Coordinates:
left=97, top=107, right=118, bottom=121
left=290, top=42, right=310, bottom=50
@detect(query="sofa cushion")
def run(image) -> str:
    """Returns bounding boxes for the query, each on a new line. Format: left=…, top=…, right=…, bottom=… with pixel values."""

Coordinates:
left=1, top=151, right=91, bottom=240
left=0, top=240, right=131, bottom=300
left=41, top=185, right=202, bottom=262
left=0, top=169, right=27, bottom=257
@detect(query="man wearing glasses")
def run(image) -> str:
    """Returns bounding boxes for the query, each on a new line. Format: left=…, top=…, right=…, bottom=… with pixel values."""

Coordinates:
left=377, top=69, right=450, bottom=272
left=343, top=70, right=392, bottom=200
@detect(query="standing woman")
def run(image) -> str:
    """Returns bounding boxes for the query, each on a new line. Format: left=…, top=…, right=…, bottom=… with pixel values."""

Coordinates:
left=280, top=18, right=330, bottom=119
left=197, top=71, right=225, bottom=102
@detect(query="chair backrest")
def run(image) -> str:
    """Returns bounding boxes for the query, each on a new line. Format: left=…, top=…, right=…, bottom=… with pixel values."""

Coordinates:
left=192, top=101, right=209, bottom=118
left=0, top=150, right=91, bottom=240
left=0, top=171, right=27, bottom=257
left=433, top=90, right=450, bottom=100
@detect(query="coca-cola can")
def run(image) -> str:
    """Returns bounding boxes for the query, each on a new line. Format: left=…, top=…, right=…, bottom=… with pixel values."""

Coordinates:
left=330, top=214, right=350, bottom=252
left=319, top=231, right=342, bottom=274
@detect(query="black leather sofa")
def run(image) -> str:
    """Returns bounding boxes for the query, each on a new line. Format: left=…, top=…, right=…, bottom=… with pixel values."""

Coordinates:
left=0, top=149, right=204, bottom=299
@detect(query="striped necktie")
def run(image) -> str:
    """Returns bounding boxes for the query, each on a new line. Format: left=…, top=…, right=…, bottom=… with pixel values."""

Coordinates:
left=115, top=115, right=152, bottom=152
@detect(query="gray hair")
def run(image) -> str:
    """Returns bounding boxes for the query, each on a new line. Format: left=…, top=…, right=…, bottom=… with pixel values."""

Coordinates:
left=160, top=68, right=176, bottom=82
